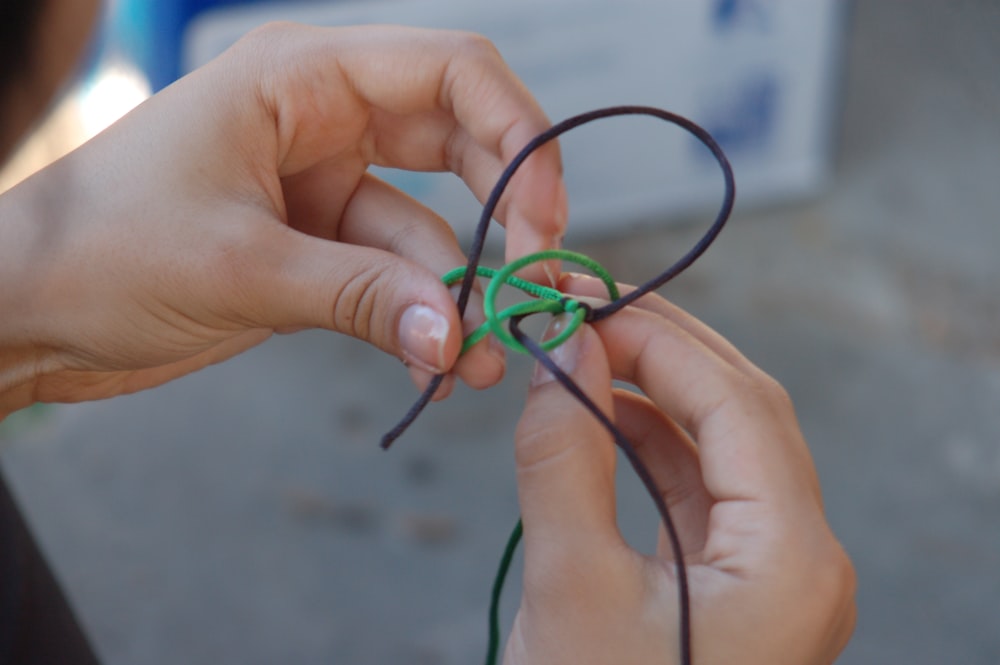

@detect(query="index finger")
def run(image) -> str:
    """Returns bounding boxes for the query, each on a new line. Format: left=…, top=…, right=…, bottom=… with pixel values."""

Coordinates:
left=260, top=24, right=567, bottom=277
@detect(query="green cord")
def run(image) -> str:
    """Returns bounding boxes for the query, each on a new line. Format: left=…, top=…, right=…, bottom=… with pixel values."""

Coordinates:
left=485, top=249, right=619, bottom=354
left=441, top=264, right=565, bottom=301
left=485, top=519, right=523, bottom=665
left=440, top=250, right=619, bottom=665
left=445, top=249, right=621, bottom=355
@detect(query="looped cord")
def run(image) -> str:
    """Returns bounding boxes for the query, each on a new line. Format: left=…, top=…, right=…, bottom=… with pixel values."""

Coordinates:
left=380, top=105, right=736, bottom=665
left=438, top=250, right=615, bottom=355
left=381, top=105, right=733, bottom=449
left=483, top=249, right=619, bottom=354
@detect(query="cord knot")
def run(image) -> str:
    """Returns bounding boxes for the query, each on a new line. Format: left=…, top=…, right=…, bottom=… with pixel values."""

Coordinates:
left=561, top=297, right=594, bottom=321
left=440, top=249, right=618, bottom=356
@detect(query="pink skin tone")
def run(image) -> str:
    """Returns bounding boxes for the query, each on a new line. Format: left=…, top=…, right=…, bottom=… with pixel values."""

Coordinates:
left=0, top=24, right=566, bottom=415
left=0, top=17, right=854, bottom=662
left=507, top=275, right=855, bottom=664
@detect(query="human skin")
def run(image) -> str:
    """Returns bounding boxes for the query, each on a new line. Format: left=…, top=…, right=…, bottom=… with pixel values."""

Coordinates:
left=507, top=274, right=857, bottom=664
left=0, top=15, right=855, bottom=663
left=0, top=23, right=567, bottom=417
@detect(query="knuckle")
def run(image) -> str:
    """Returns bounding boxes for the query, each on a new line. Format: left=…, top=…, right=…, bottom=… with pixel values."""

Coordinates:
left=515, top=420, right=574, bottom=470
left=828, top=545, right=858, bottom=605
left=448, top=31, right=503, bottom=62
left=223, top=22, right=300, bottom=104
left=759, top=372, right=794, bottom=408
left=811, top=541, right=858, bottom=630
left=515, top=407, right=607, bottom=472
left=691, top=368, right=751, bottom=423
left=659, top=476, right=702, bottom=511
left=773, top=535, right=857, bottom=659
left=441, top=31, right=509, bottom=106
left=729, top=369, right=795, bottom=415
left=441, top=129, right=468, bottom=180
left=226, top=21, right=292, bottom=70
left=330, top=264, right=386, bottom=341
left=238, top=20, right=299, bottom=48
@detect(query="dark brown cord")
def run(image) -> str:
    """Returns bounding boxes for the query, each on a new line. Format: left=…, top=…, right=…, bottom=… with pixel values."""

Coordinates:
left=381, top=105, right=737, bottom=665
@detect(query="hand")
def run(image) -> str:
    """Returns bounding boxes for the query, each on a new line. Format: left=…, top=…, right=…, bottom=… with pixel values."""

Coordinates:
left=0, top=24, right=566, bottom=415
left=506, top=275, right=856, bottom=664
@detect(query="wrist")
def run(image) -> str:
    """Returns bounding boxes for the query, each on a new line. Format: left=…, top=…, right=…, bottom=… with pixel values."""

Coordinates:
left=0, top=175, right=65, bottom=418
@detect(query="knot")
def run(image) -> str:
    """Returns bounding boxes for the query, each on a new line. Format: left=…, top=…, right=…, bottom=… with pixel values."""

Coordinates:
left=443, top=249, right=619, bottom=356
left=560, top=297, right=594, bottom=321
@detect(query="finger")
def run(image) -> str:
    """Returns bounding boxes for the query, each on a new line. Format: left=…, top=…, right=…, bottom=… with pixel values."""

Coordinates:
left=443, top=128, right=567, bottom=285
left=612, top=389, right=712, bottom=559
left=515, top=319, right=622, bottom=553
left=590, top=305, right=822, bottom=510
left=330, top=172, right=506, bottom=390
left=559, top=272, right=753, bottom=372
left=345, top=28, right=568, bottom=266
left=407, top=366, right=456, bottom=402
left=234, top=221, right=465, bottom=376
left=252, top=24, right=567, bottom=282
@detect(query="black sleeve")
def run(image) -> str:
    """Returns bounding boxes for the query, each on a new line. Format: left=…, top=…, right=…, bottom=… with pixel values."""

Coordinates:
left=0, top=466, right=101, bottom=665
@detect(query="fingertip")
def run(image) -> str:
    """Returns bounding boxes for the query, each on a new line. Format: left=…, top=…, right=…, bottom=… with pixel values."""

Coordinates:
left=528, top=314, right=583, bottom=389
left=407, top=366, right=456, bottom=401
left=397, top=302, right=463, bottom=374
left=557, top=271, right=599, bottom=293
left=453, top=335, right=506, bottom=390
left=504, top=219, right=563, bottom=286
left=394, top=269, right=469, bottom=373
left=557, top=272, right=622, bottom=302
left=522, top=321, right=611, bottom=419
left=431, top=373, right=456, bottom=401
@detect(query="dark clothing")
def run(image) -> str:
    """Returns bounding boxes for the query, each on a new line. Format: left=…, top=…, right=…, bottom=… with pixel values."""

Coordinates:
left=0, top=466, right=101, bottom=665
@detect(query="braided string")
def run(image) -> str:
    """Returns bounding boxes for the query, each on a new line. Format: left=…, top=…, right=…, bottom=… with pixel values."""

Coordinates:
left=380, top=105, right=736, bottom=665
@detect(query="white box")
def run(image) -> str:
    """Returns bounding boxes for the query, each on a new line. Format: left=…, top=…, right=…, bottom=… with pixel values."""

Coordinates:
left=184, top=0, right=846, bottom=239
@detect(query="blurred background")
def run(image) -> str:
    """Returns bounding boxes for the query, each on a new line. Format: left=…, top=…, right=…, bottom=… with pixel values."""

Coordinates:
left=1, top=1, right=998, bottom=663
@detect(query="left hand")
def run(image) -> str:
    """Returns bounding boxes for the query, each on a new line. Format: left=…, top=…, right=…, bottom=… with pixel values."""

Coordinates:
left=0, top=24, right=567, bottom=415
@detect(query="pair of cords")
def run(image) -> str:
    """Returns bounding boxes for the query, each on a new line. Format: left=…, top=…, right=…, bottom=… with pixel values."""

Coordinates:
left=380, top=106, right=736, bottom=665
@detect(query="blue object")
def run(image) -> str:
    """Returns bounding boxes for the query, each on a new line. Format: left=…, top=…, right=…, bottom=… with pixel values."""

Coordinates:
left=112, top=0, right=280, bottom=91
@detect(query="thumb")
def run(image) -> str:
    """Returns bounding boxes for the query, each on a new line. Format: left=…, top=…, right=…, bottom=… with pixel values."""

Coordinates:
left=244, top=227, right=464, bottom=374
left=515, top=317, right=620, bottom=550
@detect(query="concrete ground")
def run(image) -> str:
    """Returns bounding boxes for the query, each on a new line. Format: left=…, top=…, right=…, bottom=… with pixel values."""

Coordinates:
left=2, top=2, right=999, bottom=663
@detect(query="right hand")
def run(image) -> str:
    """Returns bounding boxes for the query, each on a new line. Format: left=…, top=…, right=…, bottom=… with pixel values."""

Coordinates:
left=507, top=274, right=856, bottom=664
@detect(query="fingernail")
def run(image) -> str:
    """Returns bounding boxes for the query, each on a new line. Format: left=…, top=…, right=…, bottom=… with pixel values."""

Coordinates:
left=542, top=181, right=568, bottom=287
left=399, top=304, right=450, bottom=373
left=531, top=314, right=581, bottom=388
left=539, top=232, right=563, bottom=287
left=543, top=185, right=566, bottom=287
left=542, top=256, right=560, bottom=288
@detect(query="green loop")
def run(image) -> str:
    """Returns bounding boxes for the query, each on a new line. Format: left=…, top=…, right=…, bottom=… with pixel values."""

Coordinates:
left=442, top=265, right=564, bottom=302
left=459, top=299, right=561, bottom=354
left=499, top=250, right=616, bottom=353
left=441, top=250, right=619, bottom=355
left=484, top=250, right=617, bottom=353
